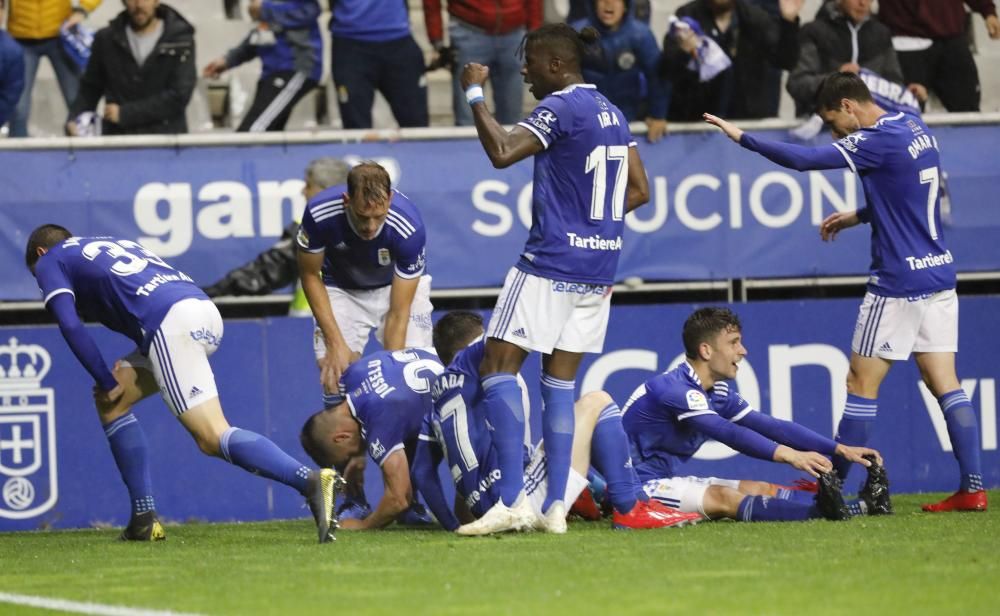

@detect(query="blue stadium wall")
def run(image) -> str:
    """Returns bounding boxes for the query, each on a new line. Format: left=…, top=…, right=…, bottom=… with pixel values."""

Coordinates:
left=2, top=298, right=998, bottom=530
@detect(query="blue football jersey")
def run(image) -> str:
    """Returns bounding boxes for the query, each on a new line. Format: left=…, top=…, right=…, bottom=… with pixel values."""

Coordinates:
left=296, top=185, right=427, bottom=290
left=344, top=348, right=443, bottom=466
left=421, top=339, right=504, bottom=517
left=33, top=236, right=205, bottom=353
left=621, top=362, right=752, bottom=482
left=516, top=84, right=637, bottom=285
left=831, top=112, right=955, bottom=297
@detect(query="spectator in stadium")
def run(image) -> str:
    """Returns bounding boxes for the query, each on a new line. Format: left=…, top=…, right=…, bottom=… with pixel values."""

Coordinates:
left=7, top=0, right=101, bottom=137
left=878, top=0, right=999, bottom=112
left=787, top=0, right=904, bottom=117
left=299, top=347, right=444, bottom=530
left=621, top=307, right=891, bottom=522
left=0, top=0, right=26, bottom=131
left=571, top=0, right=668, bottom=143
left=328, top=0, right=428, bottom=129
left=747, top=0, right=785, bottom=117
left=660, top=0, right=803, bottom=121
left=568, top=0, right=648, bottom=23
left=296, top=161, right=434, bottom=521
left=412, top=311, right=701, bottom=534
left=66, top=0, right=195, bottom=136
left=202, top=0, right=322, bottom=132
left=423, top=0, right=540, bottom=127
left=26, top=224, right=341, bottom=543
left=202, top=157, right=350, bottom=316
left=705, top=72, right=988, bottom=513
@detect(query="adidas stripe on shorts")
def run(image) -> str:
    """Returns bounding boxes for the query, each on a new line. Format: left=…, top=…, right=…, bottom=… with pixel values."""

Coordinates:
left=850, top=289, right=957, bottom=360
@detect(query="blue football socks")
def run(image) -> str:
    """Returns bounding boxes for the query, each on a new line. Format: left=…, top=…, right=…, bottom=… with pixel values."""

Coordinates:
left=104, top=413, right=155, bottom=516
left=219, top=427, right=311, bottom=494
left=939, top=389, right=984, bottom=492
left=833, top=393, right=878, bottom=481
left=540, top=373, right=576, bottom=513
left=590, top=402, right=640, bottom=513
left=480, top=373, right=526, bottom=506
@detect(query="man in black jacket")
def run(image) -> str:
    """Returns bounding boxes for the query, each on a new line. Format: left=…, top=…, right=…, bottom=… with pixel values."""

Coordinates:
left=787, top=0, right=903, bottom=116
left=661, top=0, right=803, bottom=121
left=67, top=0, right=195, bottom=136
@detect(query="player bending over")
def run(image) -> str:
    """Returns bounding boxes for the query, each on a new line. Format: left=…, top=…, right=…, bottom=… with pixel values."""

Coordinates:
left=299, top=348, right=443, bottom=530
left=623, top=307, right=891, bottom=522
left=25, top=225, right=340, bottom=542
left=705, top=71, right=986, bottom=512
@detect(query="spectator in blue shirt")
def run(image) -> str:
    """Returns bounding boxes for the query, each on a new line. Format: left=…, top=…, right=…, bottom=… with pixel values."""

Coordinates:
left=572, top=0, right=667, bottom=142
left=203, top=0, right=323, bottom=132
left=0, top=0, right=26, bottom=130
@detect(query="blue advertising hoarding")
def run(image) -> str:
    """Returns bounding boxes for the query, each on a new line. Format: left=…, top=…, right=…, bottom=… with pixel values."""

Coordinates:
left=2, top=297, right=997, bottom=531
left=1, top=124, right=999, bottom=300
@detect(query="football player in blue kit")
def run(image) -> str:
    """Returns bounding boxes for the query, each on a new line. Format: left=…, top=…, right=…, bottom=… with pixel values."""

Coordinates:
left=623, top=307, right=890, bottom=523
left=25, top=225, right=340, bottom=543
left=297, top=161, right=434, bottom=520
left=458, top=22, right=650, bottom=534
left=705, top=72, right=986, bottom=513
left=298, top=348, right=444, bottom=530
left=410, top=312, right=701, bottom=534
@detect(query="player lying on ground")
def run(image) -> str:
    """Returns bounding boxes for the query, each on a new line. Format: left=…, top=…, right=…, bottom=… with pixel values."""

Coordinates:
left=622, top=307, right=891, bottom=522
left=25, top=225, right=340, bottom=543
left=704, top=71, right=986, bottom=512
left=299, top=348, right=444, bottom=530
left=410, top=311, right=701, bottom=534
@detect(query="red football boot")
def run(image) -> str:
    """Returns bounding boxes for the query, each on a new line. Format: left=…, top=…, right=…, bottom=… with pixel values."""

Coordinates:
left=612, top=500, right=701, bottom=529
left=569, top=487, right=603, bottom=521
left=921, top=490, right=988, bottom=512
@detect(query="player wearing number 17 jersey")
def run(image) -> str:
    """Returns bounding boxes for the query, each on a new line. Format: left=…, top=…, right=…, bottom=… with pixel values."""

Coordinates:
left=25, top=225, right=340, bottom=543
left=458, top=23, right=650, bottom=535
left=705, top=72, right=985, bottom=512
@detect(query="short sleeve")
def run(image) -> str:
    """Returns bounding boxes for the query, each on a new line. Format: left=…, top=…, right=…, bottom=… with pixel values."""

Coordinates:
left=365, top=405, right=406, bottom=467
left=711, top=383, right=755, bottom=422
left=832, top=127, right=885, bottom=173
left=393, top=226, right=426, bottom=280
left=418, top=413, right=436, bottom=443
left=517, top=96, right=570, bottom=150
left=296, top=205, right=329, bottom=253
left=34, top=255, right=75, bottom=305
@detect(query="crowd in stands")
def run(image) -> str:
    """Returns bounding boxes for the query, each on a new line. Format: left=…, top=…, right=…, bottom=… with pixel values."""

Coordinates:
left=0, top=0, right=997, bottom=138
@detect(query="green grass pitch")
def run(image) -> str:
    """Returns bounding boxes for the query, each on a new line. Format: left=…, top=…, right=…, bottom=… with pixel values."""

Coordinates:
left=1, top=491, right=997, bottom=615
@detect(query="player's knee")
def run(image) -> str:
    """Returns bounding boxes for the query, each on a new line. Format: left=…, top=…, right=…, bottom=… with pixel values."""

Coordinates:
left=703, top=485, right=742, bottom=519
left=737, top=480, right=774, bottom=497
left=193, top=432, right=222, bottom=457
left=576, top=391, right=613, bottom=419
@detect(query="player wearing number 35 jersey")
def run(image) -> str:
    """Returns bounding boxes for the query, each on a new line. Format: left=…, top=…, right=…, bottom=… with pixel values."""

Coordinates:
left=704, top=72, right=986, bottom=513
left=26, top=226, right=341, bottom=543
left=457, top=23, right=650, bottom=535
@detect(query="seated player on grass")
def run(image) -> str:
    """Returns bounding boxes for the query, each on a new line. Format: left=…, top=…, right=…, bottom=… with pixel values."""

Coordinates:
left=411, top=311, right=702, bottom=535
left=622, top=307, right=892, bottom=522
left=300, top=347, right=444, bottom=530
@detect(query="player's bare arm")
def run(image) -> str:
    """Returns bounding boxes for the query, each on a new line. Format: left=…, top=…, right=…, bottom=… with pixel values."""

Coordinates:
left=341, top=451, right=412, bottom=530
left=703, top=113, right=744, bottom=143
left=383, top=275, right=420, bottom=351
left=625, top=146, right=650, bottom=213
left=774, top=445, right=833, bottom=477
left=297, top=249, right=351, bottom=392
left=819, top=211, right=862, bottom=242
left=461, top=62, right=543, bottom=169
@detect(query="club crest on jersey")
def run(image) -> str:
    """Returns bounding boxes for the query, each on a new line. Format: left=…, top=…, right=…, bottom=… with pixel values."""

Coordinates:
left=837, top=132, right=867, bottom=153
left=377, top=248, right=391, bottom=266
left=0, top=338, right=58, bottom=521
left=686, top=390, right=710, bottom=411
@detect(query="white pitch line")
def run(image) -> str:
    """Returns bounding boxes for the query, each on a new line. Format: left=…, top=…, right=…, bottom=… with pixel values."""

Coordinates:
left=0, top=592, right=204, bottom=616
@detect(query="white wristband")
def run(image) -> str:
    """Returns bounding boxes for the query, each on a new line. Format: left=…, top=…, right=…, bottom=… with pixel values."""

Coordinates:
left=465, top=85, right=485, bottom=105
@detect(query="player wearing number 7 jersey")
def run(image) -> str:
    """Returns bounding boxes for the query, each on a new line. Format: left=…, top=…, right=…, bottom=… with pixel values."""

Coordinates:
left=25, top=225, right=342, bottom=543
left=705, top=72, right=986, bottom=513
left=458, top=23, right=650, bottom=535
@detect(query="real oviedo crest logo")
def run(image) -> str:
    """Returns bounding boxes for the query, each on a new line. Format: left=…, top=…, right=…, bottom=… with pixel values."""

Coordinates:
left=0, top=337, right=58, bottom=520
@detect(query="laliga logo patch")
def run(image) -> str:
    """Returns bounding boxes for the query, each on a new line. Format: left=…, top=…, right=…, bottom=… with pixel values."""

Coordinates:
left=0, top=338, right=58, bottom=520
left=378, top=248, right=392, bottom=266
left=536, top=110, right=557, bottom=125
left=370, top=438, right=386, bottom=460
left=295, top=227, right=310, bottom=248
left=838, top=132, right=867, bottom=153
left=686, top=389, right=709, bottom=411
